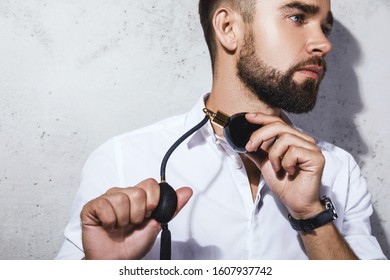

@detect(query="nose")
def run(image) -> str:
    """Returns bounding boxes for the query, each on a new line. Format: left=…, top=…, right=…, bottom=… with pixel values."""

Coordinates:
left=306, top=28, right=333, bottom=57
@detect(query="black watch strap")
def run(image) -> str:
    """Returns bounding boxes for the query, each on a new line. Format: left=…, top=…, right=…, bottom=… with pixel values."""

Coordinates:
left=288, top=196, right=338, bottom=232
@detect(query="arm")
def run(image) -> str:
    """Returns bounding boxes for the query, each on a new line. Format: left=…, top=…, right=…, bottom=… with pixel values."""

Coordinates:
left=244, top=113, right=357, bottom=259
left=300, top=222, right=357, bottom=259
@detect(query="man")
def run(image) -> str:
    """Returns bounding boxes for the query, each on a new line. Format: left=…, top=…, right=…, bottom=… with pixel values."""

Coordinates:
left=56, top=0, right=386, bottom=259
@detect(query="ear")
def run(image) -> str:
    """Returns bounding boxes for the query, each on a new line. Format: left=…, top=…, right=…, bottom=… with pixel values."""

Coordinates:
left=213, top=8, right=242, bottom=52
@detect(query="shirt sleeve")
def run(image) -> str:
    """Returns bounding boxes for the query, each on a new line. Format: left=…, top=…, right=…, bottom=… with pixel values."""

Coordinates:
left=341, top=156, right=386, bottom=260
left=55, top=138, right=123, bottom=259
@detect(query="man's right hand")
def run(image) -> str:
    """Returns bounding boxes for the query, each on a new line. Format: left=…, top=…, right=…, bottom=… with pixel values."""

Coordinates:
left=80, top=178, right=193, bottom=260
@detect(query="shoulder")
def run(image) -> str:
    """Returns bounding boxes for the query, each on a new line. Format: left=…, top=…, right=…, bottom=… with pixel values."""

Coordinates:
left=292, top=126, right=361, bottom=188
left=291, top=122, right=358, bottom=170
left=287, top=115, right=358, bottom=171
left=314, top=136, right=365, bottom=197
left=316, top=138, right=358, bottom=171
left=118, top=113, right=187, bottom=139
left=317, top=139, right=355, bottom=161
left=93, top=113, right=188, bottom=157
left=82, top=113, right=189, bottom=177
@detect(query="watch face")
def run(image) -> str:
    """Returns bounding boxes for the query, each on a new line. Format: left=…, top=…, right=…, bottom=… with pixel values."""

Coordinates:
left=323, top=196, right=338, bottom=220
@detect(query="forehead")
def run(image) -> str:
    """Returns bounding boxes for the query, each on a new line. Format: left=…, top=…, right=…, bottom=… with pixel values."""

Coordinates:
left=257, top=0, right=332, bottom=15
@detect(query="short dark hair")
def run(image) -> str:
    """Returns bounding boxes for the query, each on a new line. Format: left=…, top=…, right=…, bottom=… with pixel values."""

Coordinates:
left=199, top=0, right=256, bottom=71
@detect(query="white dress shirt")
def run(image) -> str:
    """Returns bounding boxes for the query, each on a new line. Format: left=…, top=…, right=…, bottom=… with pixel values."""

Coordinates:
left=56, top=94, right=386, bottom=260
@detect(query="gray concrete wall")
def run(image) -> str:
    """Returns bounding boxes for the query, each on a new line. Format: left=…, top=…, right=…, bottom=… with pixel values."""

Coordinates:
left=0, top=0, right=389, bottom=259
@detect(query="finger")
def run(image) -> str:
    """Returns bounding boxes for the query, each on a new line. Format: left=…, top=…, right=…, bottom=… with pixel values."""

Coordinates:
left=268, top=133, right=321, bottom=172
left=100, top=188, right=146, bottom=228
left=81, top=197, right=118, bottom=231
left=134, top=178, right=161, bottom=218
left=104, top=187, right=147, bottom=226
left=245, top=114, right=316, bottom=152
left=246, top=122, right=316, bottom=152
left=105, top=186, right=125, bottom=195
left=95, top=180, right=192, bottom=229
left=117, top=180, right=159, bottom=224
left=106, top=179, right=160, bottom=224
left=135, top=179, right=192, bottom=220
left=104, top=192, right=131, bottom=228
left=127, top=187, right=148, bottom=224
left=245, top=113, right=286, bottom=126
left=280, top=146, right=325, bottom=176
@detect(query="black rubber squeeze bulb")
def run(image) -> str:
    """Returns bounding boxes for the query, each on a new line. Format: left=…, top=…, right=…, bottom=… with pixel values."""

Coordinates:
left=151, top=115, right=210, bottom=260
left=151, top=181, right=177, bottom=260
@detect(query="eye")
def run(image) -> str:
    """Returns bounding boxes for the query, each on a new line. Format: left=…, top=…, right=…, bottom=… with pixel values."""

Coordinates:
left=289, top=14, right=305, bottom=24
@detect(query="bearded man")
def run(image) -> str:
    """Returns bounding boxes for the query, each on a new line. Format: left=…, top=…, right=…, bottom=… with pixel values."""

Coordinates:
left=56, top=0, right=386, bottom=260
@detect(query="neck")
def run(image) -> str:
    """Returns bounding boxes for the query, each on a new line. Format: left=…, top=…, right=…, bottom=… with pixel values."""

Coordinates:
left=206, top=82, right=281, bottom=116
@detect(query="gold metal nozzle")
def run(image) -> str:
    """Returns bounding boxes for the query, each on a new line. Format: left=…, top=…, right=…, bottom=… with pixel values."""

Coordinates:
left=203, top=108, right=230, bottom=128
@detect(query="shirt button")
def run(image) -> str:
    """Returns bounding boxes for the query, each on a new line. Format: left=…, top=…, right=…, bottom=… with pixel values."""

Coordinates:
left=232, top=155, right=243, bottom=169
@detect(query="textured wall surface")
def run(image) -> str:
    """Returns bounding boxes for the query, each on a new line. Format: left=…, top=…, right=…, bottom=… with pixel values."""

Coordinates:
left=0, top=0, right=389, bottom=259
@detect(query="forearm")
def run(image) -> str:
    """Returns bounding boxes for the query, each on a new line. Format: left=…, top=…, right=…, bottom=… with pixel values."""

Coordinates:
left=300, top=222, right=358, bottom=260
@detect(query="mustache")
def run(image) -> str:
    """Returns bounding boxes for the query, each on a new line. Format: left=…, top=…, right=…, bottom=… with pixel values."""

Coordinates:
left=289, top=56, right=327, bottom=74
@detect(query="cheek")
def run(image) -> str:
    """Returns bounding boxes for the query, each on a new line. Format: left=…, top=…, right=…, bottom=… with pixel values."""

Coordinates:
left=252, top=21, right=304, bottom=71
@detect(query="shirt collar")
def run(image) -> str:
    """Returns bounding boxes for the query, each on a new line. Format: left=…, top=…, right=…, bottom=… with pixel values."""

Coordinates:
left=184, top=93, right=210, bottom=129
left=184, top=93, right=218, bottom=150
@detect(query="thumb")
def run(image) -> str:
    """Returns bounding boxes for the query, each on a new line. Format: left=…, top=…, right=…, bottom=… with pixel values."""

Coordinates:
left=174, top=187, right=193, bottom=216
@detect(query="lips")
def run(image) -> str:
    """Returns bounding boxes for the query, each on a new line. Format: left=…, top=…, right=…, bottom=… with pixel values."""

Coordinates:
left=297, top=65, right=324, bottom=80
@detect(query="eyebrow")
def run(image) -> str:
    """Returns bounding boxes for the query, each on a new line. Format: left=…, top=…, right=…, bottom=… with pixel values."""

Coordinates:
left=280, top=1, right=334, bottom=26
left=281, top=1, right=319, bottom=14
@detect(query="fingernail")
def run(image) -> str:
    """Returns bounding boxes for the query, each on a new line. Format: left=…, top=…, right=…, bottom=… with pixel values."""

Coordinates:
left=245, top=140, right=253, bottom=151
left=272, top=163, right=280, bottom=173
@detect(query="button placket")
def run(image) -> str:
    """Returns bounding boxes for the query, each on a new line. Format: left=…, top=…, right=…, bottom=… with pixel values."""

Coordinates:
left=247, top=179, right=266, bottom=259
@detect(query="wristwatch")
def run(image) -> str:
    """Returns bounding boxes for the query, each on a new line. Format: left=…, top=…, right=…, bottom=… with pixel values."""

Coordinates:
left=288, top=196, right=338, bottom=232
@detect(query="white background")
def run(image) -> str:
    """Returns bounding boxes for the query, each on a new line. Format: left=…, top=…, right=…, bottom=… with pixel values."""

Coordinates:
left=0, top=0, right=389, bottom=259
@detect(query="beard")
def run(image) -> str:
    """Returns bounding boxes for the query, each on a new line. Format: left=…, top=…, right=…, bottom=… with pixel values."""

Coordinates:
left=237, top=34, right=327, bottom=114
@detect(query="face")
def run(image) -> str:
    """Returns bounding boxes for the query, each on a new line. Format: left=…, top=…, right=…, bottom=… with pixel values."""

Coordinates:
left=237, top=0, right=333, bottom=113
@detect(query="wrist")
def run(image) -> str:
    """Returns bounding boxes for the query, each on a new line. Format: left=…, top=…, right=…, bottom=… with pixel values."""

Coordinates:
left=288, top=196, right=338, bottom=232
left=288, top=201, right=324, bottom=220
